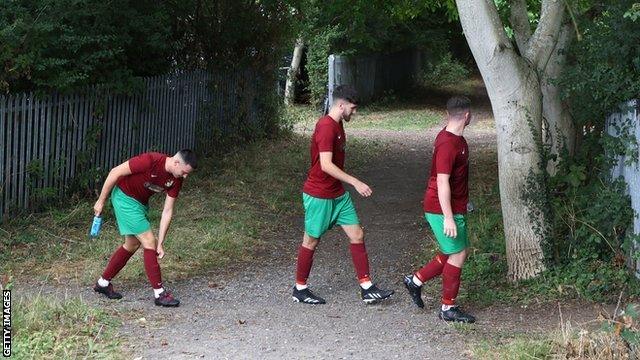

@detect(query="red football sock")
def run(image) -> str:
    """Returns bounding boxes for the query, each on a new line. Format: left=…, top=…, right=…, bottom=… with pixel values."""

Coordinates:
left=143, top=248, right=163, bottom=289
left=415, top=253, right=449, bottom=283
left=349, top=243, right=371, bottom=283
left=102, top=245, right=135, bottom=281
left=295, top=245, right=315, bottom=285
left=441, top=262, right=462, bottom=305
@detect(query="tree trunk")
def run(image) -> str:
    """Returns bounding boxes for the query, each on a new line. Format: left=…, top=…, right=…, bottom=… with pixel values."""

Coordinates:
left=541, top=23, right=576, bottom=174
left=285, top=37, right=305, bottom=106
left=456, top=0, right=554, bottom=280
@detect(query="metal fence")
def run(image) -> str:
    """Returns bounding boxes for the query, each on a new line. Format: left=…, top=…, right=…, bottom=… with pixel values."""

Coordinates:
left=607, top=99, right=640, bottom=277
left=327, top=49, right=421, bottom=108
left=0, top=69, right=259, bottom=218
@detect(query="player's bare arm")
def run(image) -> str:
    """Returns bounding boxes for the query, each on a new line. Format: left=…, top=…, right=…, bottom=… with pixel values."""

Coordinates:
left=156, top=195, right=176, bottom=259
left=319, top=151, right=372, bottom=197
left=436, top=173, right=456, bottom=238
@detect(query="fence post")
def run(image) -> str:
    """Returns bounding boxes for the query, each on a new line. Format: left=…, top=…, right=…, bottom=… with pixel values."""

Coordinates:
left=326, top=54, right=336, bottom=114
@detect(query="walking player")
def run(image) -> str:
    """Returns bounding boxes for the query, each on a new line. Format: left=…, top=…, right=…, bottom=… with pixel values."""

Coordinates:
left=92, top=149, right=196, bottom=307
left=292, top=85, right=394, bottom=304
left=403, top=96, right=476, bottom=323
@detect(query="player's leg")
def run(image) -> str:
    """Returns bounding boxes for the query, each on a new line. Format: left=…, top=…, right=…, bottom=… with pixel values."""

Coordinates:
left=94, top=235, right=139, bottom=300
left=136, top=230, right=179, bottom=307
left=336, top=193, right=394, bottom=303
left=292, top=231, right=326, bottom=304
left=94, top=187, right=144, bottom=300
left=403, top=250, right=449, bottom=309
left=436, top=215, right=474, bottom=323
left=296, top=231, right=319, bottom=287
left=292, top=194, right=330, bottom=304
left=403, top=213, right=452, bottom=308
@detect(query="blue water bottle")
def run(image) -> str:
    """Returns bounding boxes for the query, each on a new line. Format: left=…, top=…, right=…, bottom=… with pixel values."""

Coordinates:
left=90, top=215, right=102, bottom=238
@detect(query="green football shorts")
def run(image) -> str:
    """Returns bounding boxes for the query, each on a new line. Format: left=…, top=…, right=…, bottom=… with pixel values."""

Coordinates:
left=303, top=192, right=360, bottom=238
left=425, top=212, right=469, bottom=254
left=111, top=186, right=151, bottom=236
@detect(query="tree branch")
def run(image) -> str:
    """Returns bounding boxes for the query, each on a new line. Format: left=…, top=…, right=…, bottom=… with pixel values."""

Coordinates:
left=509, top=0, right=532, bottom=54
left=524, top=0, right=566, bottom=71
left=543, top=21, right=573, bottom=78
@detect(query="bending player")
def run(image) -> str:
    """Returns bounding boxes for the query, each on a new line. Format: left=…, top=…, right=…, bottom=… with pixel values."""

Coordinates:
left=403, top=96, right=476, bottom=323
left=292, top=85, right=394, bottom=305
left=92, top=149, right=196, bottom=307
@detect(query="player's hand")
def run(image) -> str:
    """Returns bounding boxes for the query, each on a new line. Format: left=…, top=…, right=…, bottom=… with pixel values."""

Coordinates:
left=93, top=200, right=104, bottom=216
left=354, top=181, right=372, bottom=197
left=443, top=217, right=457, bottom=238
left=157, top=244, right=165, bottom=259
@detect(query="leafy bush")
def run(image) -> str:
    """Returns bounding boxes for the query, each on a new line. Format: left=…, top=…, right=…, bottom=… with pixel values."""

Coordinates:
left=419, top=52, right=470, bottom=88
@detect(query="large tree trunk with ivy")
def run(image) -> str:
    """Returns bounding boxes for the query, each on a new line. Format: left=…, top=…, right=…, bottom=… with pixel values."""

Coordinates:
left=285, top=37, right=305, bottom=106
left=456, top=0, right=571, bottom=280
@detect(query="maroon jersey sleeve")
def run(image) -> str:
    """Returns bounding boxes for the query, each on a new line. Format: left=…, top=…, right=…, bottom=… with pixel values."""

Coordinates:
left=128, top=153, right=153, bottom=174
left=315, top=123, right=336, bottom=152
left=434, top=142, right=458, bottom=175
left=167, top=178, right=183, bottom=198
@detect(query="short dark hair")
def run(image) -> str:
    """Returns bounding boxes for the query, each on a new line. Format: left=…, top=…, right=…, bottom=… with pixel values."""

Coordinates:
left=446, top=96, right=471, bottom=116
left=333, top=85, right=358, bottom=105
left=177, top=149, right=197, bottom=169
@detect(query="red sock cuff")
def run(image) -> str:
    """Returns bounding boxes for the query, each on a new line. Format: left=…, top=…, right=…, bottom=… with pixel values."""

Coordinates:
left=349, top=243, right=366, bottom=252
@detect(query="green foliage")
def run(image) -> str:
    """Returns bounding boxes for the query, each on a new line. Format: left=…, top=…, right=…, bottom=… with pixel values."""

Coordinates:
left=305, top=27, right=341, bottom=106
left=517, top=98, right=636, bottom=303
left=298, top=1, right=462, bottom=105
left=560, top=0, right=640, bottom=130
left=0, top=0, right=173, bottom=94
left=0, top=0, right=296, bottom=95
left=419, top=52, right=470, bottom=88
left=167, top=0, right=294, bottom=72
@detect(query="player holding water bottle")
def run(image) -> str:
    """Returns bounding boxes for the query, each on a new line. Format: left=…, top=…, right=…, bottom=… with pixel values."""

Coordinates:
left=91, top=150, right=196, bottom=307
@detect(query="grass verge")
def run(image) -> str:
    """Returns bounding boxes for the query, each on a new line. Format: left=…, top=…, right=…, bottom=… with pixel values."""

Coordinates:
left=11, top=294, right=123, bottom=359
left=289, top=103, right=443, bottom=132
left=472, top=335, right=555, bottom=359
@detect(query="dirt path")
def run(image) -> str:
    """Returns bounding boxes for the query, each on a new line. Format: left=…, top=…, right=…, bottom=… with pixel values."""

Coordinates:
left=15, top=99, right=607, bottom=359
